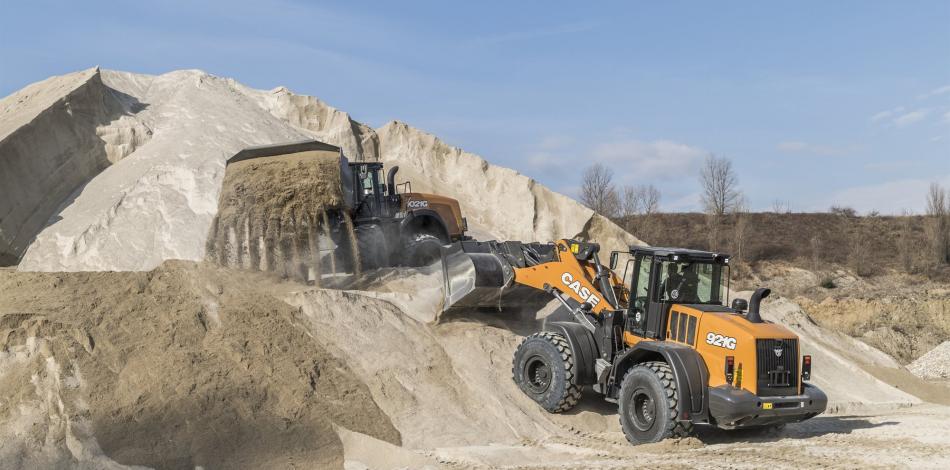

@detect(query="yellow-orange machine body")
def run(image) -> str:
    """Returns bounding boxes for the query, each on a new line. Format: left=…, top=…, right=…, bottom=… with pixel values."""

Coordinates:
left=440, top=238, right=826, bottom=443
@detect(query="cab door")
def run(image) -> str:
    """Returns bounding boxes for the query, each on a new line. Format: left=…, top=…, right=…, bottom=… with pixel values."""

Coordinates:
left=626, top=254, right=673, bottom=341
left=626, top=254, right=653, bottom=337
left=353, top=164, right=387, bottom=220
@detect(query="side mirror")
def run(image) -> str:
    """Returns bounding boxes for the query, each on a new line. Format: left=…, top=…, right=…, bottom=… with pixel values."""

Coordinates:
left=731, top=298, right=748, bottom=312
left=609, top=252, right=619, bottom=270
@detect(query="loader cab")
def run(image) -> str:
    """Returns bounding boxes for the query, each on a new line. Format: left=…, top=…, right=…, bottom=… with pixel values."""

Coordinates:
left=611, top=247, right=731, bottom=340
left=348, top=162, right=399, bottom=220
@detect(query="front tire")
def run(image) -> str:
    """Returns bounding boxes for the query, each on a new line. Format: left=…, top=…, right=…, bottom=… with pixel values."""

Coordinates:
left=618, top=361, right=693, bottom=444
left=355, top=224, right=389, bottom=270
left=512, top=332, right=582, bottom=413
left=403, top=232, right=442, bottom=267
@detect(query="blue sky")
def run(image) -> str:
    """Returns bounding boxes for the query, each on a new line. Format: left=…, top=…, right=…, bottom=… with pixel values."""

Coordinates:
left=2, top=1, right=948, bottom=213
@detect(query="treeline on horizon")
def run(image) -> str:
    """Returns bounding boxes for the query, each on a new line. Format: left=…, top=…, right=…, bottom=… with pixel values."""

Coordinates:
left=580, top=155, right=950, bottom=278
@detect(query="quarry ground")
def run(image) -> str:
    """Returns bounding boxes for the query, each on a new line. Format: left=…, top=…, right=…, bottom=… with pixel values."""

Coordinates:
left=2, top=264, right=949, bottom=469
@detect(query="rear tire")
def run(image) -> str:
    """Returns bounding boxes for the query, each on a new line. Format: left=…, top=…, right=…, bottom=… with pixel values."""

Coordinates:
left=403, top=232, right=442, bottom=267
left=618, top=361, right=693, bottom=444
left=512, top=332, right=582, bottom=413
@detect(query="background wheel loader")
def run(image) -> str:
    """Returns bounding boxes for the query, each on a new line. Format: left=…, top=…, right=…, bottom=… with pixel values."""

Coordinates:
left=440, top=239, right=827, bottom=444
left=223, top=140, right=469, bottom=272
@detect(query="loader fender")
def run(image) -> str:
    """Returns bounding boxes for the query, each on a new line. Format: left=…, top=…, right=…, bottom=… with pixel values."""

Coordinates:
left=400, top=210, right=450, bottom=243
left=610, top=342, right=710, bottom=422
left=544, top=321, right=598, bottom=385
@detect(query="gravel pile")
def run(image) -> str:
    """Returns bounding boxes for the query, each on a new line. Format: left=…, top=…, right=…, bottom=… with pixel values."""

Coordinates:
left=908, top=341, right=950, bottom=380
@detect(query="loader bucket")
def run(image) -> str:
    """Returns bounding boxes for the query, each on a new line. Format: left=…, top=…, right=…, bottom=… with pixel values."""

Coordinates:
left=439, top=242, right=551, bottom=311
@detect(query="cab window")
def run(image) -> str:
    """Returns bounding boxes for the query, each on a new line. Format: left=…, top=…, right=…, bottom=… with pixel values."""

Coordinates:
left=658, top=261, right=725, bottom=304
left=630, top=255, right=653, bottom=312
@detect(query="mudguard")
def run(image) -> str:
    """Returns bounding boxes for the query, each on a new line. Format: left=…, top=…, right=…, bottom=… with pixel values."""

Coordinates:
left=399, top=209, right=450, bottom=242
left=610, top=342, right=710, bottom=422
left=544, top=321, right=599, bottom=385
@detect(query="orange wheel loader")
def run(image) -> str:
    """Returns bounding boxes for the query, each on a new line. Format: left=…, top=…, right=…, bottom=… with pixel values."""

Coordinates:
left=440, top=239, right=827, bottom=444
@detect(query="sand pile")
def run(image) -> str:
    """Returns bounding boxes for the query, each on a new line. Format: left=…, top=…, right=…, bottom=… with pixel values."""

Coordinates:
left=230, top=83, right=380, bottom=162
left=12, top=69, right=318, bottom=272
left=0, top=263, right=397, bottom=469
left=792, top=282, right=950, bottom=364
left=0, top=67, right=150, bottom=265
left=909, top=341, right=950, bottom=380
left=206, top=150, right=357, bottom=282
left=376, top=121, right=642, bottom=255
left=5, top=68, right=639, bottom=272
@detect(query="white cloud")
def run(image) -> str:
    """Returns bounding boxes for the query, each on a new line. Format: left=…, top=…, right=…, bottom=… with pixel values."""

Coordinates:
left=589, top=139, right=707, bottom=182
left=828, top=174, right=950, bottom=214
left=777, top=141, right=807, bottom=152
left=777, top=141, right=856, bottom=156
left=919, top=84, right=950, bottom=99
left=663, top=192, right=702, bottom=212
left=468, top=22, right=598, bottom=46
left=870, top=106, right=903, bottom=123
left=536, top=135, right=574, bottom=151
left=521, top=135, right=708, bottom=211
left=893, top=109, right=929, bottom=127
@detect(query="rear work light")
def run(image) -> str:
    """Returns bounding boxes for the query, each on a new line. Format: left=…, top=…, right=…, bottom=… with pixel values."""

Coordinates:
left=725, top=356, right=735, bottom=385
left=802, top=355, right=812, bottom=381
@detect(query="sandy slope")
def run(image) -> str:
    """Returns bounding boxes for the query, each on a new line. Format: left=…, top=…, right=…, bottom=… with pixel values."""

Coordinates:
left=2, top=262, right=949, bottom=469
left=2, top=68, right=637, bottom=272
left=0, top=264, right=397, bottom=469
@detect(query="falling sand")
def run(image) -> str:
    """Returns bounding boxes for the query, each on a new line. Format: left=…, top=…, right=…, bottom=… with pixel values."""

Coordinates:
left=206, top=151, right=360, bottom=283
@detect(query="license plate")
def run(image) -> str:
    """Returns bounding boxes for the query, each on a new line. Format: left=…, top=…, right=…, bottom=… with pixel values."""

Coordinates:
left=763, top=403, right=773, bottom=410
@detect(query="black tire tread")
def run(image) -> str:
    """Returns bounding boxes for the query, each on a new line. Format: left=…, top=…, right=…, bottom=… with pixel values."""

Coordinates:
left=512, top=332, right=583, bottom=413
left=404, top=233, right=442, bottom=266
left=619, top=361, right=693, bottom=444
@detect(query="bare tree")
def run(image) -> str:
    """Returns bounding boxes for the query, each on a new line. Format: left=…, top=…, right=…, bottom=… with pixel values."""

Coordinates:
left=897, top=209, right=917, bottom=273
left=771, top=199, right=791, bottom=214
left=699, top=154, right=742, bottom=216
left=925, top=182, right=949, bottom=266
left=621, top=186, right=640, bottom=218
left=641, top=185, right=660, bottom=215
left=829, top=205, right=857, bottom=217
left=732, top=195, right=751, bottom=277
left=580, top=163, right=620, bottom=218
left=926, top=182, right=947, bottom=215
left=621, top=184, right=661, bottom=217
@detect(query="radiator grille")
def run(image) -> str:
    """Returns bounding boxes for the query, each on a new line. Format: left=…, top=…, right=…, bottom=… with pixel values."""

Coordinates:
left=755, top=338, right=799, bottom=397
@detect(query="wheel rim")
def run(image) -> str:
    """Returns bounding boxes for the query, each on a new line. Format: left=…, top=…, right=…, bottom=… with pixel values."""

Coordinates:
left=630, top=388, right=656, bottom=431
left=524, top=356, right=552, bottom=394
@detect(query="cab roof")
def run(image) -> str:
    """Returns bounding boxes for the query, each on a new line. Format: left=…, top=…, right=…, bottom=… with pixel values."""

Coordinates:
left=629, top=246, right=731, bottom=264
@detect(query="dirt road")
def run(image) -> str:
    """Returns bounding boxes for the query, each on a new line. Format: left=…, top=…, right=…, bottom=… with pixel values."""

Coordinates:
left=342, top=404, right=950, bottom=469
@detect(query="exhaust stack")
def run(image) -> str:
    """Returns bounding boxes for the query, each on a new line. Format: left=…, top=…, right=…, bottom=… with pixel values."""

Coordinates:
left=387, top=166, right=399, bottom=194
left=747, top=287, right=771, bottom=323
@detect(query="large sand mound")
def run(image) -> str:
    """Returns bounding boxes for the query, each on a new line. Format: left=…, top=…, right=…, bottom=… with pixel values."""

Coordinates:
left=4, top=68, right=638, bottom=272
left=376, top=121, right=642, bottom=255
left=0, top=263, right=397, bottom=469
left=0, top=67, right=150, bottom=265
